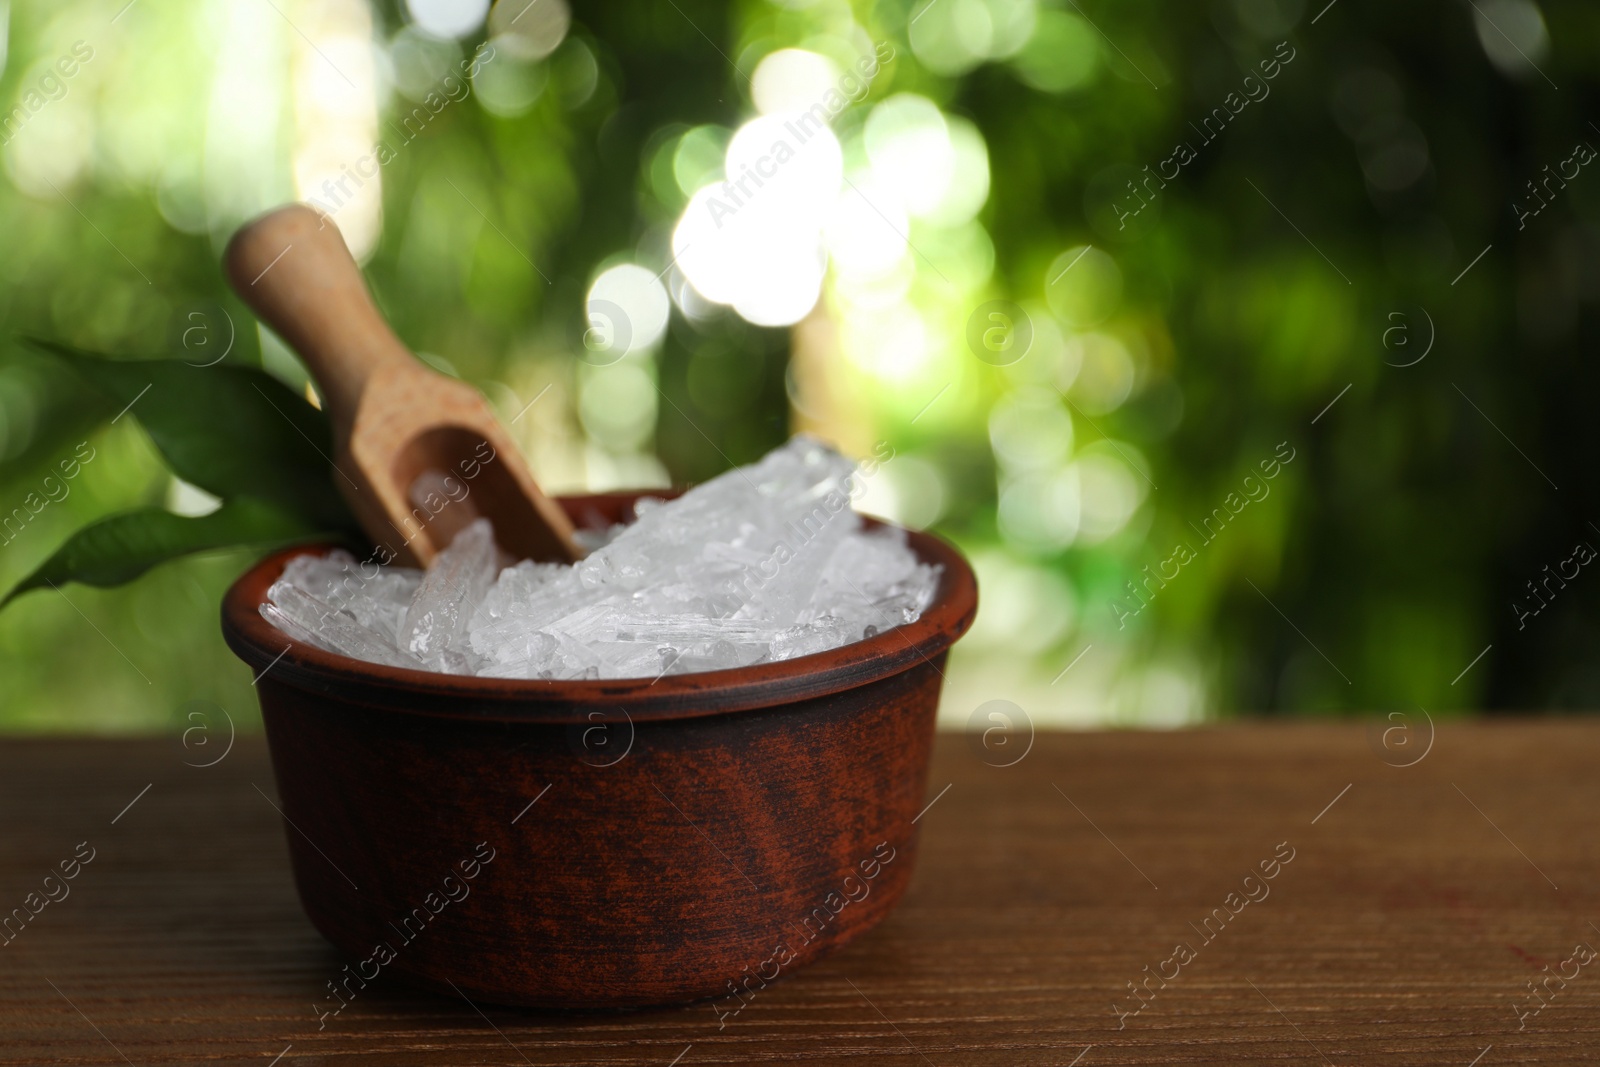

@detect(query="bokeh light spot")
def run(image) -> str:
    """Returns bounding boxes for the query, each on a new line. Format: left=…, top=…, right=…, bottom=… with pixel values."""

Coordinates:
left=1046, top=245, right=1122, bottom=328
left=489, top=0, right=570, bottom=60
left=751, top=48, right=841, bottom=116
left=1012, top=11, right=1099, bottom=93
left=588, top=264, right=671, bottom=355
left=406, top=0, right=490, bottom=40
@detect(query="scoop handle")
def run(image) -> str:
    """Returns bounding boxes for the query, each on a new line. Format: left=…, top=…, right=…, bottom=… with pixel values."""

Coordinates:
left=223, top=204, right=414, bottom=422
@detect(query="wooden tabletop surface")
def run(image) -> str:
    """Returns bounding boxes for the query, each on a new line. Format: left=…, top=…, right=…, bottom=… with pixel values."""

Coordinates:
left=1, top=720, right=1595, bottom=1065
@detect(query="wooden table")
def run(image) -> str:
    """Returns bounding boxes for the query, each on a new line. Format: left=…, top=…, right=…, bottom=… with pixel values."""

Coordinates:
left=2, top=722, right=1595, bottom=1065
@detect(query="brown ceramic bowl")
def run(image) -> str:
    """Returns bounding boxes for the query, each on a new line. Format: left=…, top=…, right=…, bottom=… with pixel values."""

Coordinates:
left=221, top=492, right=977, bottom=1010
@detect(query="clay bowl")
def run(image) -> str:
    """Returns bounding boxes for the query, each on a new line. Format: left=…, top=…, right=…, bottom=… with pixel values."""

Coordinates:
left=221, top=491, right=978, bottom=1011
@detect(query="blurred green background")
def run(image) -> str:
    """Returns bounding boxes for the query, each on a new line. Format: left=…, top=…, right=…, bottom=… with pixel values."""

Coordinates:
left=0, top=0, right=1594, bottom=732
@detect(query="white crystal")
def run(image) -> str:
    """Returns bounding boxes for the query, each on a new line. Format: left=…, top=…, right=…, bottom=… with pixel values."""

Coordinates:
left=275, top=549, right=420, bottom=644
left=262, top=437, right=941, bottom=679
left=400, top=518, right=500, bottom=671
left=261, top=584, right=424, bottom=670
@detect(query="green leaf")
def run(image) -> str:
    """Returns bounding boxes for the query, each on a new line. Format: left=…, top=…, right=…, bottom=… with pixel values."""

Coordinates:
left=0, top=357, right=118, bottom=496
left=1, top=497, right=331, bottom=606
left=19, top=338, right=356, bottom=532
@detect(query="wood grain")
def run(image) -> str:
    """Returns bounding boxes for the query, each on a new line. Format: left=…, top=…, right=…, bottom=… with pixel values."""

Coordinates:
left=1, top=722, right=1597, bottom=1064
left=223, top=203, right=581, bottom=566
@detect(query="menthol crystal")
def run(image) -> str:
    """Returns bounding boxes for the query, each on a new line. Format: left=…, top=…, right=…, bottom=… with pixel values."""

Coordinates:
left=261, top=436, right=941, bottom=680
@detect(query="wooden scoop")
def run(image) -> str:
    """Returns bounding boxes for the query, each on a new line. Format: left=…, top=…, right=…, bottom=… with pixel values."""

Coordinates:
left=224, top=203, right=581, bottom=568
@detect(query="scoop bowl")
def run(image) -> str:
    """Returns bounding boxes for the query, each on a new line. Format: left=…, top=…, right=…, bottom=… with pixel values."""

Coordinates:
left=221, top=492, right=978, bottom=1010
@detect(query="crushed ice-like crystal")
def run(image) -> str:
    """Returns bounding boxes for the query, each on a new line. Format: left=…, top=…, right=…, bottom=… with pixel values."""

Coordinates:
left=261, top=436, right=942, bottom=679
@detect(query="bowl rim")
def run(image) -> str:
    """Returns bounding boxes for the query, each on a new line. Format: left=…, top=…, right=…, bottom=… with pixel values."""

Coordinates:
left=220, top=492, right=978, bottom=724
